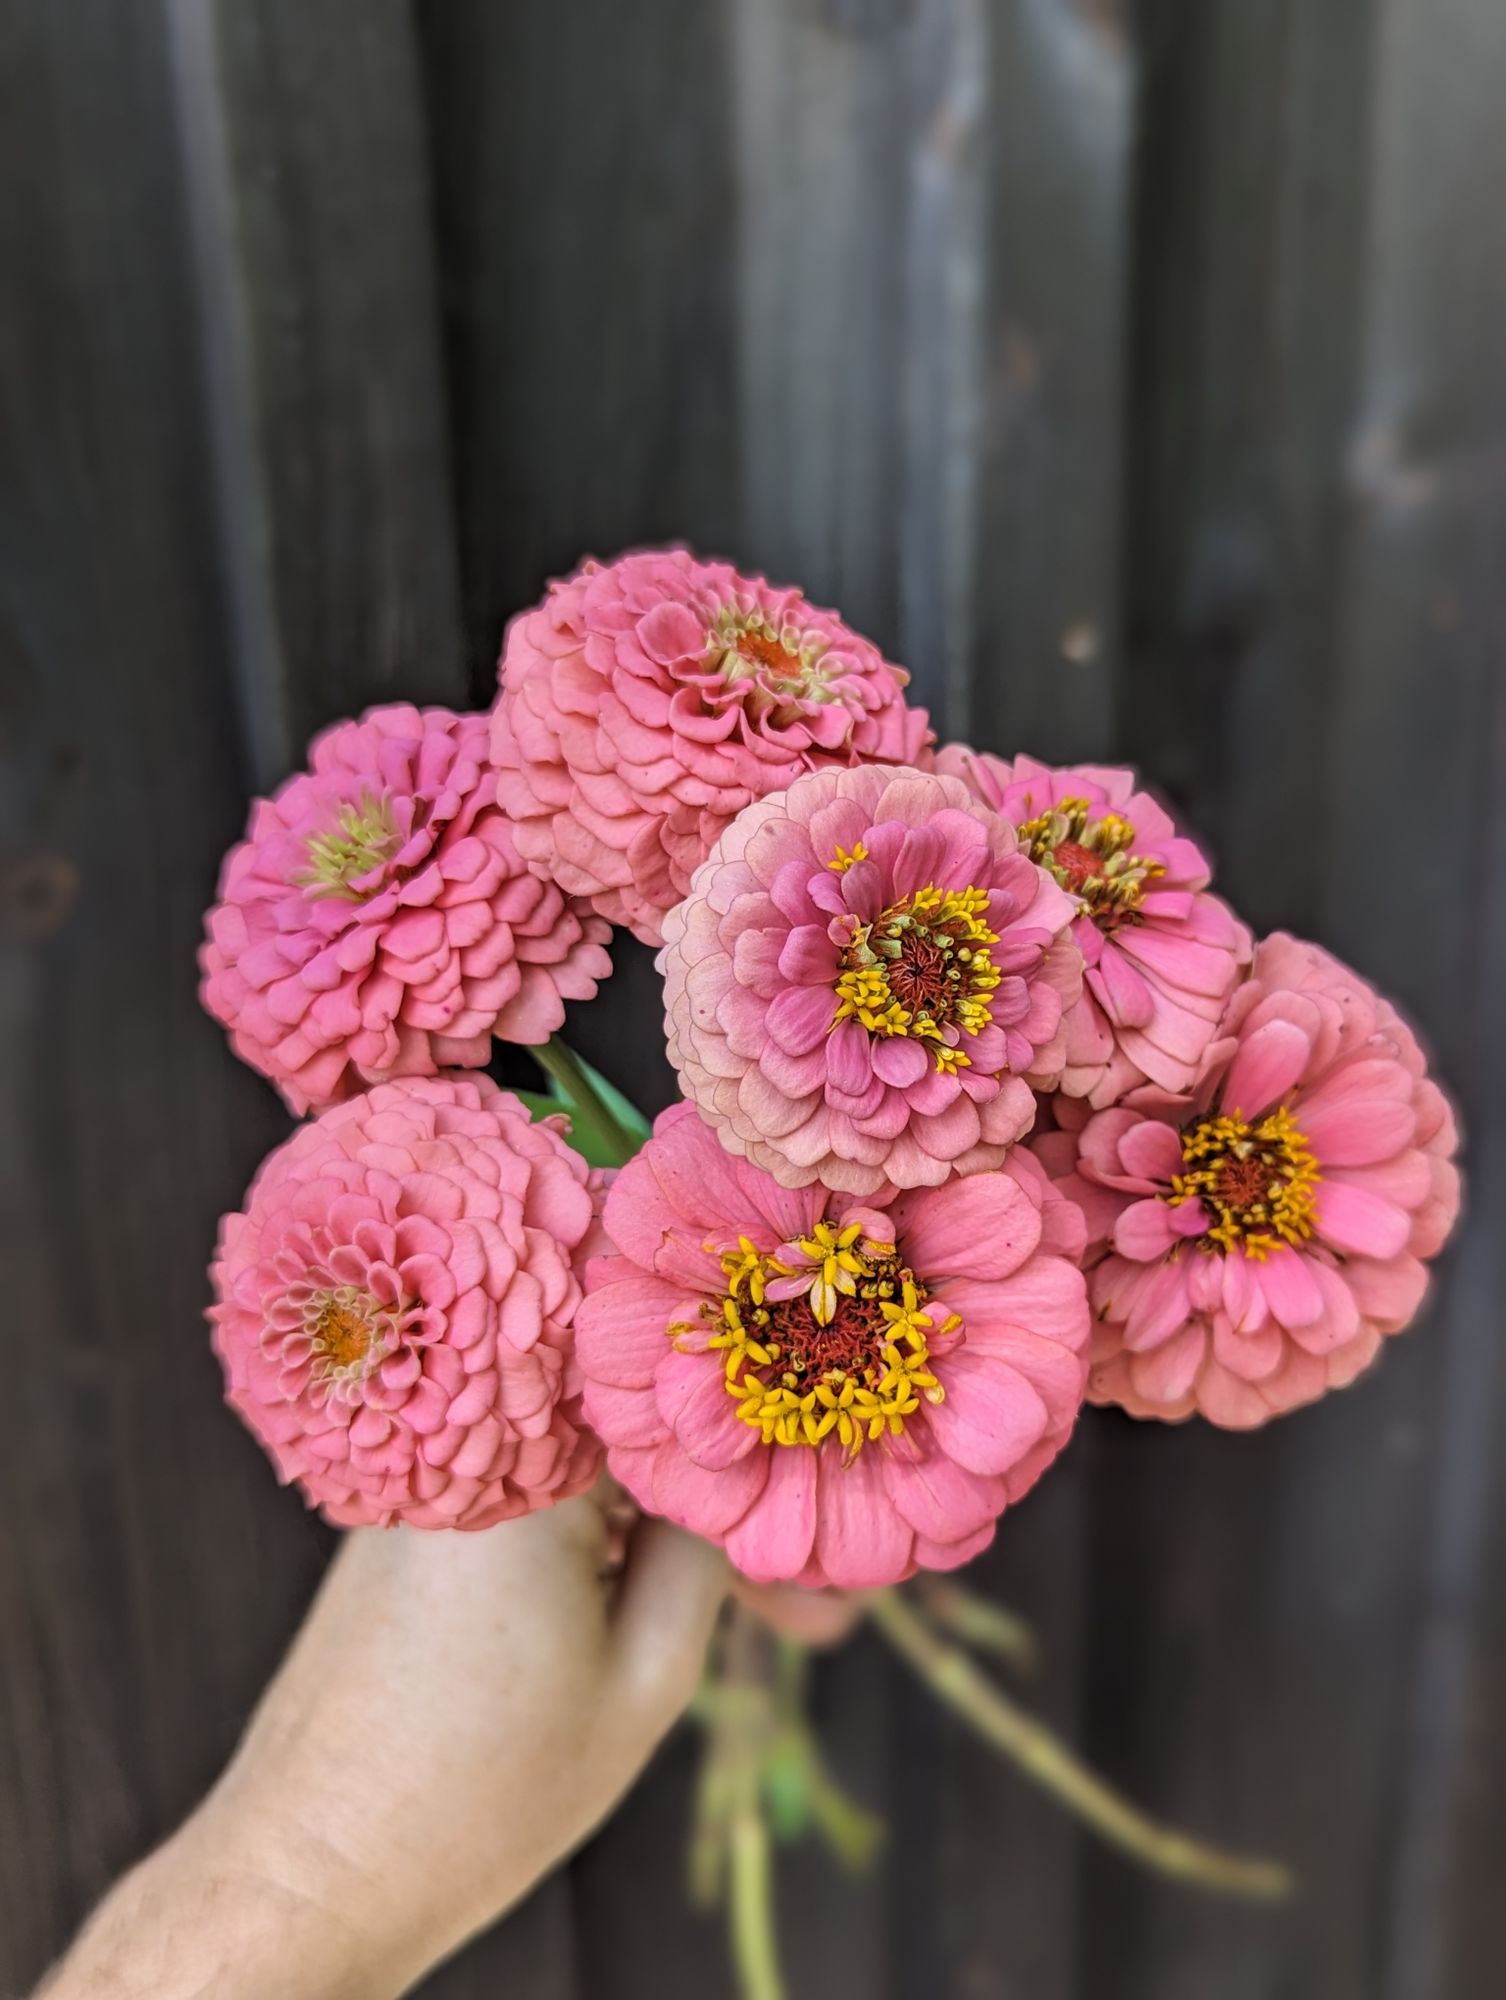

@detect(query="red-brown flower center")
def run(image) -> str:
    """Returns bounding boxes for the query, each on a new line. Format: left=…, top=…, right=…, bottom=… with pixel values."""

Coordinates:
left=757, top=1274, right=909, bottom=1388
left=1169, top=1106, right=1321, bottom=1258
left=1018, top=797, right=1164, bottom=929
left=1049, top=839, right=1105, bottom=894
left=1213, top=1155, right=1273, bottom=1210
left=690, top=1228, right=954, bottom=1454
left=831, top=886, right=1000, bottom=1073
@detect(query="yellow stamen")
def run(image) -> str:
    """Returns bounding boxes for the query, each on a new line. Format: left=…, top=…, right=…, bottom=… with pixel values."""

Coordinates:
left=830, top=882, right=1001, bottom=1073
left=696, top=1230, right=953, bottom=1459
left=1169, top=1103, right=1321, bottom=1260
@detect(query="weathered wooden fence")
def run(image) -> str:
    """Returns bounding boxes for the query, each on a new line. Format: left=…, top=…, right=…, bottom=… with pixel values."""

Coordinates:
left=4, top=3, right=1504, bottom=1995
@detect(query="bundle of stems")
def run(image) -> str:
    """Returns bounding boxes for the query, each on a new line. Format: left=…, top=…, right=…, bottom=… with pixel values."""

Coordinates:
left=690, top=1586, right=1291, bottom=2000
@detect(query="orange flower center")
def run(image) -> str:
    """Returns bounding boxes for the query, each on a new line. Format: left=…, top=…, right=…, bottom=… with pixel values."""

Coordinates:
left=735, top=626, right=802, bottom=677
left=316, top=1299, right=374, bottom=1369
left=708, top=605, right=837, bottom=718
left=304, top=1283, right=402, bottom=1392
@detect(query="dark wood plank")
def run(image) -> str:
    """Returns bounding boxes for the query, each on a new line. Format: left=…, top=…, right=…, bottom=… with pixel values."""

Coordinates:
left=167, top=0, right=464, bottom=783
left=1092, top=4, right=1505, bottom=1998
left=964, top=0, right=1132, bottom=763
left=416, top=0, right=741, bottom=701
left=1320, top=6, right=1506, bottom=1993
left=0, top=3, right=330, bottom=1986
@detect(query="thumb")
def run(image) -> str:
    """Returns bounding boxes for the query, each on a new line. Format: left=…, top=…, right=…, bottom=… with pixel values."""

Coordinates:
left=609, top=1519, right=728, bottom=1731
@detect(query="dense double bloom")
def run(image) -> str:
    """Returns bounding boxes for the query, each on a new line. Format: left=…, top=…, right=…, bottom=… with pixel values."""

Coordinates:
left=576, top=1103, right=1091, bottom=1586
left=492, top=549, right=932, bottom=945
left=1035, top=934, right=1461, bottom=1427
left=661, top=765, right=1081, bottom=1194
left=209, top=1076, right=603, bottom=1528
left=936, top=749, right=1249, bottom=1105
left=202, top=705, right=611, bottom=1112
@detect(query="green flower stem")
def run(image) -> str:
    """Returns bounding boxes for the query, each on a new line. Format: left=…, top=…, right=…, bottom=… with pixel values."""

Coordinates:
left=728, top=1772, right=784, bottom=2000
left=719, top=1607, right=787, bottom=2000
left=869, top=1589, right=1293, bottom=1902
left=533, top=1036, right=641, bottom=1168
left=913, top=1575, right=1039, bottom=1675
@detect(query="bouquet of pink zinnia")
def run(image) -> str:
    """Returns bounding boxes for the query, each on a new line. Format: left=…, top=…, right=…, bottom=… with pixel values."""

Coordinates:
left=198, top=548, right=1461, bottom=1993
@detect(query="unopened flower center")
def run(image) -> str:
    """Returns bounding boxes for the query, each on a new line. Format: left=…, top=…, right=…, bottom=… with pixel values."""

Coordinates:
left=1019, top=797, right=1164, bottom=928
left=681, top=1226, right=955, bottom=1456
left=298, top=792, right=401, bottom=900
left=708, top=605, right=837, bottom=716
left=831, top=882, right=999, bottom=1074
left=1169, top=1105, right=1320, bottom=1259
left=305, top=1283, right=397, bottom=1390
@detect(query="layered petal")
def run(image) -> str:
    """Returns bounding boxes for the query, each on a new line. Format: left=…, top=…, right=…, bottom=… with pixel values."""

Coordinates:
left=208, top=1077, right=602, bottom=1528
left=661, top=764, right=1081, bottom=1193
left=578, top=1105, right=1090, bottom=1587
left=201, top=704, right=611, bottom=1111
left=491, top=549, right=933, bottom=945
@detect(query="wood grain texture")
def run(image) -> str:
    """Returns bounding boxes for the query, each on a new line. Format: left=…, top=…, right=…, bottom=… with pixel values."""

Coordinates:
left=3, top=0, right=1502, bottom=1994
left=965, top=0, right=1131, bottom=761
left=0, top=2, right=331, bottom=1988
left=1092, top=3, right=1505, bottom=1998
left=166, top=0, right=463, bottom=784
left=416, top=0, right=740, bottom=702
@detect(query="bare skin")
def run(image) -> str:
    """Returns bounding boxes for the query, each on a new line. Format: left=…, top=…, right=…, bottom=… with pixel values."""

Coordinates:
left=41, top=1497, right=730, bottom=2000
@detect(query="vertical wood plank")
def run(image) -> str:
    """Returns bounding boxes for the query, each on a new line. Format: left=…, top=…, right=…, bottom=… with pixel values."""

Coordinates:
left=166, top=0, right=464, bottom=784
left=1092, top=7, right=1410, bottom=1996
left=731, top=0, right=916, bottom=678
left=965, top=0, right=1132, bottom=760
left=416, top=0, right=741, bottom=700
left=1325, top=4, right=1506, bottom=1994
left=0, top=2, right=330, bottom=1986
left=1098, top=4, right=1505, bottom=1999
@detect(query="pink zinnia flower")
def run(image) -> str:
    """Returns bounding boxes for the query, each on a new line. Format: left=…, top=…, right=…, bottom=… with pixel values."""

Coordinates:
left=209, top=1075, right=603, bottom=1528
left=935, top=748, right=1249, bottom=1105
left=202, top=704, right=612, bottom=1112
left=660, top=764, right=1081, bottom=1195
left=491, top=548, right=932, bottom=946
left=577, top=1103, right=1090, bottom=1587
left=1036, top=934, right=1462, bottom=1428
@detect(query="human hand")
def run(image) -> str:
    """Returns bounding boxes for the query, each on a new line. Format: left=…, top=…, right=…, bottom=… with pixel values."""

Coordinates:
left=44, top=1492, right=728, bottom=1999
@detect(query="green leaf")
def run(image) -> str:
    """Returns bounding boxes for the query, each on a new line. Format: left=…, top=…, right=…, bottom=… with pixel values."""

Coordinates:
left=512, top=1089, right=566, bottom=1123
left=564, top=1050, right=652, bottom=1142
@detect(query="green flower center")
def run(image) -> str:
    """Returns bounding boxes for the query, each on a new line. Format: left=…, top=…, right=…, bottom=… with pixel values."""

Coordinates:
left=298, top=793, right=401, bottom=900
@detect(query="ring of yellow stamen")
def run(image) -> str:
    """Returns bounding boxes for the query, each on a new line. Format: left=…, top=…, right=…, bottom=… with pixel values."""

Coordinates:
left=1018, top=795, right=1164, bottom=926
left=830, top=883, right=1001, bottom=1072
left=1169, top=1104, right=1321, bottom=1259
left=681, top=1230, right=957, bottom=1458
left=298, top=792, right=401, bottom=900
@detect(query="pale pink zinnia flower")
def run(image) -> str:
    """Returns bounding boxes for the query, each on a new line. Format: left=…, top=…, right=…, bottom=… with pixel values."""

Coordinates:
left=577, top=1103, right=1090, bottom=1587
left=1035, top=934, right=1462, bottom=1428
left=660, top=764, right=1081, bottom=1195
left=936, top=748, right=1249, bottom=1105
left=201, top=704, right=612, bottom=1112
left=491, top=548, right=932, bottom=946
left=209, top=1075, right=603, bottom=1528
